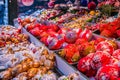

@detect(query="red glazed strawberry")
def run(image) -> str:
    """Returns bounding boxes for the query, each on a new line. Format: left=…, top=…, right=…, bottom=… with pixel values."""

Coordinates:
left=58, top=28, right=69, bottom=37
left=48, top=37, right=64, bottom=50
left=95, top=38, right=106, bottom=45
left=95, top=65, right=119, bottom=80
left=116, top=29, right=120, bottom=37
left=40, top=36, right=49, bottom=46
left=100, top=29, right=113, bottom=38
left=112, top=49, right=120, bottom=60
left=25, top=23, right=34, bottom=31
left=61, top=42, right=68, bottom=48
left=30, top=27, right=41, bottom=37
left=64, top=44, right=79, bottom=63
left=99, top=23, right=108, bottom=32
left=47, top=29, right=58, bottom=37
left=39, top=31, right=49, bottom=38
left=75, top=38, right=88, bottom=45
left=96, top=41, right=114, bottom=55
left=82, top=42, right=96, bottom=57
left=77, top=53, right=96, bottom=77
left=108, top=40, right=118, bottom=50
left=71, top=51, right=80, bottom=62
left=90, top=51, right=111, bottom=70
left=79, top=29, right=92, bottom=41
left=48, top=24, right=59, bottom=32
left=73, top=28, right=82, bottom=37
left=64, top=31, right=78, bottom=43
left=39, top=25, right=48, bottom=31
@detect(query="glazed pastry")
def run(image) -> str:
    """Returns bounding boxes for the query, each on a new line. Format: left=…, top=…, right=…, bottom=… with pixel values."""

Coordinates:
left=0, top=68, right=12, bottom=80
left=27, top=68, right=38, bottom=79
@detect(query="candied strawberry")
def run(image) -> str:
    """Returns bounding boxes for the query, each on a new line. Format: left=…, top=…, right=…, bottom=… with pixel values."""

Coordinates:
left=96, top=41, right=114, bottom=55
left=77, top=53, right=96, bottom=77
left=30, top=27, right=41, bottom=37
left=39, top=31, right=49, bottom=38
left=64, top=31, right=78, bottom=44
left=79, top=29, right=92, bottom=41
left=40, top=36, right=49, bottom=46
left=116, top=30, right=120, bottom=37
left=108, top=40, right=118, bottom=50
left=99, top=23, right=108, bottom=32
left=48, top=37, right=64, bottom=50
left=100, top=29, right=113, bottom=38
left=48, top=24, right=59, bottom=32
left=95, top=38, right=106, bottom=45
left=47, top=29, right=58, bottom=37
left=95, top=65, right=119, bottom=80
left=112, top=49, right=120, bottom=60
left=90, top=51, right=111, bottom=70
left=75, top=38, right=88, bottom=45
left=34, top=23, right=41, bottom=28
left=82, top=42, right=96, bottom=57
left=71, top=51, right=80, bottom=62
left=73, top=28, right=82, bottom=37
left=39, top=25, right=48, bottom=31
left=64, top=44, right=79, bottom=63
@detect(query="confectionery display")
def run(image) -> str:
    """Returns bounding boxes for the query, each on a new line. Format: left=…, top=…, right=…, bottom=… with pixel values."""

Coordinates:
left=1, top=1, right=120, bottom=80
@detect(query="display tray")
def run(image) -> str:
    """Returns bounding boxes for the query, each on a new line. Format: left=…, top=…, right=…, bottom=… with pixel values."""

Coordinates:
left=22, top=28, right=89, bottom=80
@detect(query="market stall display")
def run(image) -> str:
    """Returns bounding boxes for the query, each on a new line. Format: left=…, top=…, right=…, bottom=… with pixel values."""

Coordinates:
left=94, top=17, right=120, bottom=39
left=2, top=0, right=120, bottom=80
left=0, top=25, right=84, bottom=80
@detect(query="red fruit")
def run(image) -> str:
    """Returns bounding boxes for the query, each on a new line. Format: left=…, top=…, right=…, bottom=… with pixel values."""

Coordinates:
left=26, top=23, right=34, bottom=31
left=73, top=28, right=82, bottom=37
left=96, top=41, right=114, bottom=55
left=61, top=42, right=68, bottom=48
left=77, top=53, right=96, bottom=77
left=116, top=30, right=120, bottom=37
left=40, top=37, right=48, bottom=46
left=71, top=51, right=80, bottom=62
left=88, top=1, right=96, bottom=10
left=48, top=37, right=64, bottom=50
left=48, top=24, right=59, bottom=32
left=58, top=28, right=69, bottom=34
left=47, top=29, right=58, bottom=37
left=90, top=51, right=111, bottom=70
left=96, top=65, right=119, bottom=80
left=34, top=23, right=41, bottom=28
left=99, top=23, right=108, bottom=32
left=39, top=25, right=48, bottom=31
left=82, top=42, right=96, bottom=57
left=112, top=49, right=120, bottom=60
left=30, top=27, right=41, bottom=36
left=64, top=31, right=78, bottom=43
left=95, top=38, right=105, bottom=44
left=39, top=31, right=49, bottom=38
left=80, top=29, right=92, bottom=41
left=64, top=44, right=78, bottom=63
left=100, top=29, right=113, bottom=37
left=108, top=40, right=118, bottom=50
left=75, top=38, right=88, bottom=45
